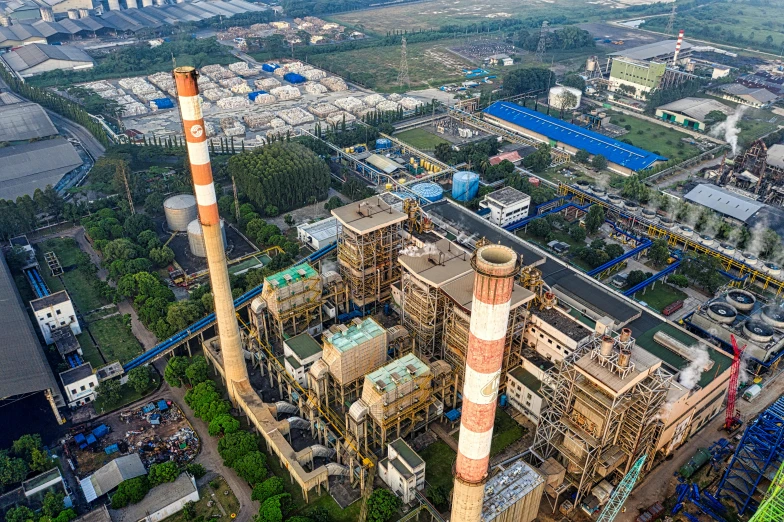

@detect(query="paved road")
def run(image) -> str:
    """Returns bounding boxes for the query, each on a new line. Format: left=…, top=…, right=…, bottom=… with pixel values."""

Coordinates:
left=616, top=370, right=784, bottom=521
left=46, top=110, right=106, bottom=160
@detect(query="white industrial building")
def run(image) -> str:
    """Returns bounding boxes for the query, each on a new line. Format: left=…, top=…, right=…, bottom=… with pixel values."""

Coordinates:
left=507, top=366, right=544, bottom=424
left=2, top=43, right=94, bottom=77
left=110, top=473, right=199, bottom=522
left=60, top=363, right=98, bottom=407
left=297, top=217, right=339, bottom=250
left=81, top=454, right=146, bottom=502
left=378, top=438, right=425, bottom=504
left=31, top=290, right=81, bottom=344
left=283, top=333, right=323, bottom=387
left=479, top=186, right=530, bottom=226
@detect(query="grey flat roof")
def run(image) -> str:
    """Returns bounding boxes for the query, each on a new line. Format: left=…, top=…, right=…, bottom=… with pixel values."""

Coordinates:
left=399, top=238, right=473, bottom=287
left=110, top=473, right=197, bottom=522
left=0, top=254, right=59, bottom=400
left=0, top=137, right=82, bottom=200
left=332, top=195, right=407, bottom=234
left=30, top=289, right=71, bottom=311
left=657, top=97, right=732, bottom=122
left=487, top=186, right=529, bottom=206
left=74, top=505, right=111, bottom=522
left=684, top=184, right=763, bottom=222
left=84, top=454, right=146, bottom=500
left=767, top=144, right=784, bottom=170
left=60, top=363, right=93, bottom=386
left=285, top=333, right=322, bottom=361
left=0, top=102, right=56, bottom=142
left=609, top=39, right=693, bottom=60
left=3, top=43, right=94, bottom=72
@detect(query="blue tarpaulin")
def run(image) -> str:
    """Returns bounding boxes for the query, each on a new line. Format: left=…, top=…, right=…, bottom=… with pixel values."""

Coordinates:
left=247, top=90, right=268, bottom=101
left=157, top=400, right=168, bottom=411
left=283, top=72, right=305, bottom=84
left=92, top=424, right=109, bottom=438
left=151, top=98, right=174, bottom=109
left=104, top=444, right=119, bottom=455
left=86, top=434, right=97, bottom=445
left=142, top=403, right=156, bottom=413
left=262, top=63, right=279, bottom=72
left=445, top=409, right=462, bottom=422
left=74, top=433, right=86, bottom=444
left=149, top=414, right=161, bottom=425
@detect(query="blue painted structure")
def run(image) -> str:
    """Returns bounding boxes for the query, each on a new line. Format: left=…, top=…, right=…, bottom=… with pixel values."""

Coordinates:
left=411, top=182, right=444, bottom=202
left=151, top=98, right=173, bottom=109
left=262, top=63, right=280, bottom=72
left=375, top=138, right=392, bottom=150
left=26, top=267, right=50, bottom=298
left=283, top=72, right=306, bottom=84
left=717, top=397, right=784, bottom=515
left=247, top=90, right=268, bottom=101
left=484, top=102, right=667, bottom=171
left=452, top=171, right=479, bottom=201
left=586, top=240, right=652, bottom=277
left=624, top=260, right=681, bottom=296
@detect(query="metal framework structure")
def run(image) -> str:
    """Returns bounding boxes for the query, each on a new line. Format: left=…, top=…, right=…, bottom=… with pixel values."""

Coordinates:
left=596, top=455, right=647, bottom=522
left=717, top=397, right=784, bottom=515
left=530, top=330, right=671, bottom=507
left=535, top=21, right=549, bottom=62
left=664, top=3, right=676, bottom=35
left=401, top=274, right=446, bottom=358
left=750, top=459, right=784, bottom=522
left=44, top=251, right=63, bottom=277
left=397, top=37, right=410, bottom=88
left=725, top=334, right=746, bottom=430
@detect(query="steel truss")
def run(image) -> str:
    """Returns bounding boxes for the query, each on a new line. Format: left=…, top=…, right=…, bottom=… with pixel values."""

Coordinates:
left=338, top=221, right=403, bottom=307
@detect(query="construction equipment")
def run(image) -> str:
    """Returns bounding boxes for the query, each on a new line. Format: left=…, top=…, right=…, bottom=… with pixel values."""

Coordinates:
left=724, top=334, right=746, bottom=432
left=595, top=455, right=647, bottom=522
left=749, top=459, right=784, bottom=522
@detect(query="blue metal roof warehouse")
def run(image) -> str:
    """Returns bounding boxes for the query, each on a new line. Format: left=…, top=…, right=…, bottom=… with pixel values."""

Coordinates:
left=484, top=101, right=667, bottom=172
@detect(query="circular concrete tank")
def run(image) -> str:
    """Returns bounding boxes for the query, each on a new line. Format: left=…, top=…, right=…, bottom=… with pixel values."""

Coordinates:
left=764, top=262, right=781, bottom=277
left=761, top=306, right=784, bottom=329
left=719, top=243, right=735, bottom=257
left=726, top=289, right=756, bottom=313
left=187, top=218, right=226, bottom=258
left=707, top=302, right=737, bottom=324
left=164, top=194, right=198, bottom=232
left=743, top=319, right=774, bottom=343
left=742, top=252, right=758, bottom=266
left=699, top=234, right=714, bottom=247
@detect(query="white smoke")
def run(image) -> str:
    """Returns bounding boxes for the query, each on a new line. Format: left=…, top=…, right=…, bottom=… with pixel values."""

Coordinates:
left=710, top=106, right=748, bottom=156
left=320, top=259, right=338, bottom=274
left=678, top=343, right=712, bottom=390
left=400, top=243, right=440, bottom=258
left=738, top=352, right=752, bottom=385
left=653, top=400, right=674, bottom=422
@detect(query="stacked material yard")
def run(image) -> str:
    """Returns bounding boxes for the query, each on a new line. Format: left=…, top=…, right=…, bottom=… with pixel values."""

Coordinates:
left=320, top=77, right=347, bottom=92
left=231, top=83, right=253, bottom=94
left=363, top=93, right=385, bottom=107
left=269, top=117, right=287, bottom=128
left=277, top=107, right=314, bottom=125
left=399, top=97, right=423, bottom=110
left=148, top=72, right=175, bottom=91
left=308, top=103, right=338, bottom=118
left=303, top=82, right=328, bottom=95
left=253, top=93, right=277, bottom=105
left=243, top=112, right=275, bottom=130
left=270, top=85, right=301, bottom=100
left=201, top=65, right=236, bottom=81
left=136, top=89, right=165, bottom=103
left=216, top=96, right=251, bottom=109
left=356, top=108, right=375, bottom=119
left=83, top=80, right=113, bottom=93
left=197, top=75, right=212, bottom=88
left=266, top=125, right=292, bottom=138
left=334, top=96, right=365, bottom=114
left=388, top=93, right=402, bottom=101
left=120, top=101, right=148, bottom=116
left=302, top=68, right=326, bottom=81
left=204, top=121, right=217, bottom=137
left=376, top=100, right=400, bottom=112
left=220, top=117, right=246, bottom=136
left=228, top=62, right=258, bottom=77
left=283, top=61, right=307, bottom=73
left=326, top=110, right=355, bottom=126
left=273, top=67, right=288, bottom=77
left=203, top=88, right=231, bottom=101
left=255, top=77, right=280, bottom=90
left=219, top=77, right=246, bottom=89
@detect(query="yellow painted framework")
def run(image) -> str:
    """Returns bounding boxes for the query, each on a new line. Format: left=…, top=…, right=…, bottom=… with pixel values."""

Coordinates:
left=558, top=183, right=784, bottom=297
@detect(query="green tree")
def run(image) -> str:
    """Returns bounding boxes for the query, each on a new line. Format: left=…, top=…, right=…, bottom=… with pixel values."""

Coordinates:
left=426, top=484, right=451, bottom=510
left=528, top=218, right=550, bottom=238
left=185, top=381, right=231, bottom=422
left=12, top=434, right=42, bottom=462
left=568, top=224, right=586, bottom=243
left=124, top=214, right=155, bottom=238
left=5, top=505, right=35, bottom=522
left=648, top=239, right=670, bottom=267
left=97, top=379, right=122, bottom=405
left=522, top=144, right=551, bottom=173
left=217, top=431, right=258, bottom=467
left=149, top=246, right=176, bottom=267
left=148, top=462, right=180, bottom=486
left=626, top=270, right=649, bottom=289
left=591, top=154, right=608, bottom=170
left=574, top=149, right=590, bottom=163
left=182, top=501, right=196, bottom=522
left=111, top=476, right=150, bottom=508
left=127, top=366, right=154, bottom=394
left=30, top=448, right=53, bottom=473
left=42, top=491, right=65, bottom=518
left=669, top=274, right=689, bottom=288
left=585, top=205, right=605, bottom=235
left=705, top=110, right=727, bottom=125
left=760, top=228, right=781, bottom=259
left=561, top=73, right=586, bottom=92
left=323, top=196, right=344, bottom=211
left=232, top=451, right=268, bottom=486
left=164, top=356, right=191, bottom=387
left=208, top=414, right=241, bottom=437
left=166, top=301, right=203, bottom=332
left=185, top=355, right=210, bottom=386
left=0, top=454, right=28, bottom=486
left=604, top=243, right=624, bottom=260
left=251, top=477, right=284, bottom=503
left=283, top=214, right=295, bottom=227
left=366, top=488, right=401, bottom=522
left=185, top=463, right=206, bottom=479
left=620, top=174, right=649, bottom=203
left=256, top=493, right=291, bottom=522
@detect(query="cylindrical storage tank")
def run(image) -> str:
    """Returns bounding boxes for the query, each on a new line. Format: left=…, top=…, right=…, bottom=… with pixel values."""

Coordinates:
left=67, top=9, right=79, bottom=19
left=411, top=182, right=443, bottom=203
left=623, top=201, right=639, bottom=215
left=108, top=0, right=121, bottom=10
left=608, top=193, right=623, bottom=206
left=586, top=56, right=597, bottom=72
left=375, top=138, right=391, bottom=150
left=548, top=85, right=582, bottom=110
left=164, top=194, right=198, bottom=232
left=659, top=216, right=674, bottom=229
left=641, top=207, right=657, bottom=221
left=727, top=289, right=756, bottom=312
left=78, top=7, right=90, bottom=16
left=592, top=185, right=607, bottom=198
left=679, top=225, right=693, bottom=237
left=188, top=218, right=226, bottom=257
left=765, top=263, right=781, bottom=277
left=707, top=302, right=737, bottom=324
left=699, top=234, right=714, bottom=247
left=719, top=243, right=735, bottom=256
left=575, top=179, right=590, bottom=191
left=761, top=306, right=784, bottom=329
left=743, top=319, right=774, bottom=343
left=743, top=252, right=758, bottom=266
left=679, top=448, right=711, bottom=479
left=451, top=171, right=479, bottom=202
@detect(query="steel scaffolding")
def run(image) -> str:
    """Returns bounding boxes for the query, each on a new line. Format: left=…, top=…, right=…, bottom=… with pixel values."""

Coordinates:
left=750, top=459, right=784, bottom=522
left=401, top=273, right=445, bottom=359
left=530, top=330, right=671, bottom=507
left=717, top=397, right=784, bottom=515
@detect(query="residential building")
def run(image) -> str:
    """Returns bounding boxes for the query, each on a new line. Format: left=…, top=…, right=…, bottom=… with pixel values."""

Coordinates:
left=608, top=57, right=667, bottom=100
left=2, top=43, right=94, bottom=77
left=297, top=217, right=339, bottom=250
left=30, top=290, right=80, bottom=344
left=378, top=438, right=425, bottom=504
left=479, top=186, right=530, bottom=226
left=60, top=363, right=97, bottom=407
left=110, top=473, right=199, bottom=522
left=283, top=333, right=323, bottom=387
left=655, top=97, right=733, bottom=131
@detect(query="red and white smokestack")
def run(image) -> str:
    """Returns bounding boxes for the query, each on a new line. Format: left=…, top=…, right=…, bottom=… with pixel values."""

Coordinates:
left=173, top=66, right=248, bottom=400
left=451, top=244, right=518, bottom=522
left=673, top=29, right=684, bottom=64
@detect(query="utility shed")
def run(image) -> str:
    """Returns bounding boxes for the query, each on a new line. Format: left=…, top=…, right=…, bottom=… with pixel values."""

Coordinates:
left=110, top=473, right=199, bottom=522
left=656, top=97, right=733, bottom=131
left=2, top=43, right=94, bottom=77
left=481, top=460, right=545, bottom=522
left=366, top=154, right=401, bottom=174
left=0, top=137, right=82, bottom=200
left=684, top=184, right=763, bottom=223
left=0, top=102, right=58, bottom=142
left=80, top=454, right=146, bottom=502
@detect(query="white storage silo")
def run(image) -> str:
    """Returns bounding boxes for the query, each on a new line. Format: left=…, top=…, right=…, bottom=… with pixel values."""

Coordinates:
left=142, top=0, right=153, bottom=7
left=164, top=194, right=198, bottom=232
left=107, top=0, right=121, bottom=10
left=548, top=85, right=582, bottom=111
left=188, top=219, right=226, bottom=257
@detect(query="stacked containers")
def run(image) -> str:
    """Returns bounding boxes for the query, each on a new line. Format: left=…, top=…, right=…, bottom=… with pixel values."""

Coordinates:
left=451, top=171, right=479, bottom=201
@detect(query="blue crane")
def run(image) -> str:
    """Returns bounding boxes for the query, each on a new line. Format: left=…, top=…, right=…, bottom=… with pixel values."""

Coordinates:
left=595, top=455, right=647, bottom=522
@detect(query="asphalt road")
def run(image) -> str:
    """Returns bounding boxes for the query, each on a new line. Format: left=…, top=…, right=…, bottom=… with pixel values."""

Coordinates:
left=46, top=110, right=106, bottom=160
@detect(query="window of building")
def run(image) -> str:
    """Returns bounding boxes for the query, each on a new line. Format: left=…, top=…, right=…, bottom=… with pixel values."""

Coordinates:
left=47, top=313, right=52, bottom=318
left=527, top=393, right=532, bottom=400
left=56, top=309, right=61, bottom=315
left=71, top=389, right=77, bottom=395
left=80, top=385, right=85, bottom=391
left=89, top=382, right=95, bottom=388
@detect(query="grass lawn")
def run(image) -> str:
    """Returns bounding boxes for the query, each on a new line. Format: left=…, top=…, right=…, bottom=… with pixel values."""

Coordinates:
left=299, top=494, right=362, bottom=522
left=163, top=477, right=240, bottom=522
left=76, top=331, right=104, bottom=368
left=419, top=441, right=456, bottom=491
left=395, top=128, right=449, bottom=150
left=88, top=314, right=143, bottom=364
left=517, top=228, right=585, bottom=251
left=93, top=373, right=159, bottom=414
left=35, top=238, right=108, bottom=312
left=608, top=112, right=702, bottom=161
left=630, top=282, right=687, bottom=312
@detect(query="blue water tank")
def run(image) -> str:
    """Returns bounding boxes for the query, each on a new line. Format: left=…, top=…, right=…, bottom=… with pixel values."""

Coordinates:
left=452, top=171, right=479, bottom=201
left=411, top=182, right=443, bottom=203
left=376, top=138, right=392, bottom=150
left=499, top=394, right=508, bottom=407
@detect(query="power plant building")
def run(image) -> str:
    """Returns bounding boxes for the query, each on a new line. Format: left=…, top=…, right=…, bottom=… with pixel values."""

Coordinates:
left=608, top=57, right=667, bottom=100
left=480, top=460, right=545, bottom=522
left=260, top=263, right=324, bottom=340
left=378, top=438, right=425, bottom=504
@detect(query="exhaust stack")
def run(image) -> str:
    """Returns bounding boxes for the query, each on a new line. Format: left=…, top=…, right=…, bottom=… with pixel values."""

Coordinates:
left=451, top=244, right=518, bottom=522
left=173, top=66, right=248, bottom=400
left=673, top=29, right=684, bottom=64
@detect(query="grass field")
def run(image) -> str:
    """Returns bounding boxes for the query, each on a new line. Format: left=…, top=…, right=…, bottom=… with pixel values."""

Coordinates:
left=395, top=128, right=450, bottom=150
left=631, top=282, right=687, bottom=312
left=163, top=477, right=240, bottom=522
left=88, top=314, right=143, bottom=365
left=93, top=372, right=159, bottom=414
left=419, top=441, right=456, bottom=491
left=36, top=239, right=108, bottom=312
left=608, top=112, right=702, bottom=161
left=308, top=38, right=472, bottom=92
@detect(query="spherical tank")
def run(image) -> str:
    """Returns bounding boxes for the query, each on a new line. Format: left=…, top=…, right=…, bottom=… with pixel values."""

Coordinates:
left=411, top=182, right=443, bottom=203
left=548, top=86, right=582, bottom=110
left=452, top=171, right=479, bottom=201
left=164, top=194, right=198, bottom=232
left=188, top=219, right=226, bottom=258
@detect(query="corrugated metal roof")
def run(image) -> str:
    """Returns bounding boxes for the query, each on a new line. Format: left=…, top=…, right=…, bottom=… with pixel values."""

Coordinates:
left=0, top=253, right=60, bottom=401
left=657, top=96, right=732, bottom=122
left=768, top=144, right=784, bottom=170
left=0, top=137, right=82, bottom=200
left=366, top=153, right=401, bottom=174
left=0, top=101, right=57, bottom=142
left=3, top=43, right=94, bottom=71
left=82, top=454, right=146, bottom=501
left=609, top=39, right=693, bottom=60
left=684, top=184, right=763, bottom=222
left=484, top=102, right=667, bottom=172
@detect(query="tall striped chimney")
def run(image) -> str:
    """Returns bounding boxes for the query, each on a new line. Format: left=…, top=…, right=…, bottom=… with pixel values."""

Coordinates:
left=173, top=67, right=249, bottom=401
left=673, top=29, right=684, bottom=65
left=451, top=244, right=518, bottom=522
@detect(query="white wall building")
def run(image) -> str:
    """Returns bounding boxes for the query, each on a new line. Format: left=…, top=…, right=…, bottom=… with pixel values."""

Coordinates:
left=378, top=438, right=425, bottom=504
left=283, top=333, right=323, bottom=387
left=110, top=473, right=199, bottom=522
left=507, top=364, right=546, bottom=424
left=60, top=363, right=97, bottom=407
left=297, top=217, right=339, bottom=250
left=479, top=186, right=530, bottom=226
left=31, top=290, right=80, bottom=344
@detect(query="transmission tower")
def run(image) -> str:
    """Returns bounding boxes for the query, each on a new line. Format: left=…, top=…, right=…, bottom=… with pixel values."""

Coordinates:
left=749, top=460, right=784, bottom=522
left=665, top=3, right=676, bottom=35
left=595, top=455, right=647, bottom=522
left=117, top=160, right=134, bottom=215
left=535, top=21, right=549, bottom=62
left=397, top=37, right=410, bottom=89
